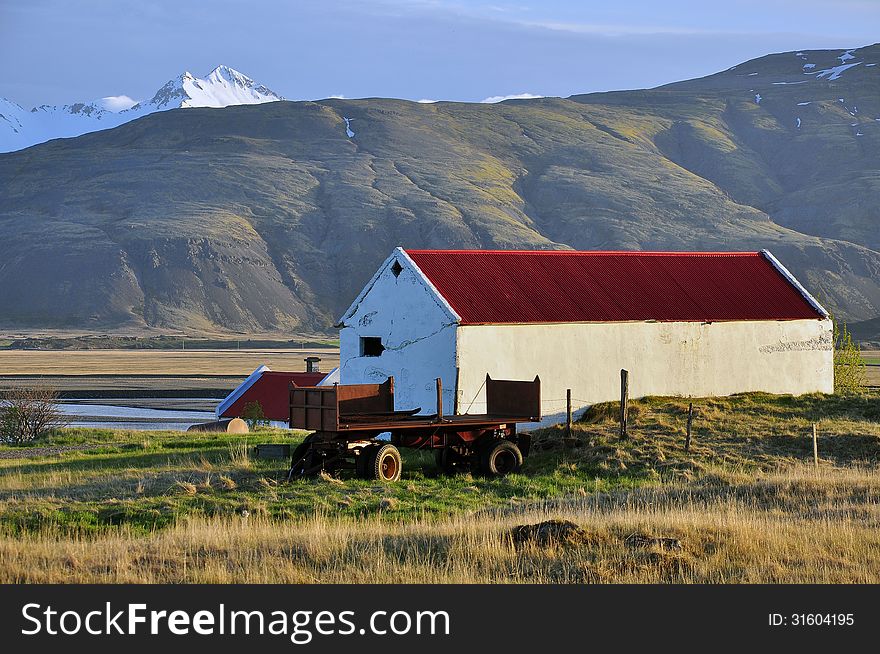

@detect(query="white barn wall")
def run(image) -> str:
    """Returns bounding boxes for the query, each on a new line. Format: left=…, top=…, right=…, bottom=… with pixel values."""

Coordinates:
left=456, top=319, right=833, bottom=427
left=338, top=257, right=458, bottom=414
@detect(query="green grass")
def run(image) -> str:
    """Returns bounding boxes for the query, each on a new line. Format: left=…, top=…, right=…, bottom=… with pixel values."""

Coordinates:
left=2, top=391, right=879, bottom=537
left=0, top=425, right=633, bottom=536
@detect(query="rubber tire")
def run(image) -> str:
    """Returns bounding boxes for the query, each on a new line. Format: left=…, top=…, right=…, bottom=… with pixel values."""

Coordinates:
left=356, top=445, right=377, bottom=479
left=480, top=440, right=523, bottom=477
left=434, top=447, right=457, bottom=475
left=370, top=444, right=402, bottom=482
left=289, top=434, right=314, bottom=476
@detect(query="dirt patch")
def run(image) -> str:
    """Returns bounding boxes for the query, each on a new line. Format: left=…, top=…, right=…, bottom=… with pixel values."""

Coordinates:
left=510, top=519, right=590, bottom=548
left=624, top=533, right=683, bottom=551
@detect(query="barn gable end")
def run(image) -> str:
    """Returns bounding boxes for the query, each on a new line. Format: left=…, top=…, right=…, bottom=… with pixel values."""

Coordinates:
left=337, top=247, right=459, bottom=413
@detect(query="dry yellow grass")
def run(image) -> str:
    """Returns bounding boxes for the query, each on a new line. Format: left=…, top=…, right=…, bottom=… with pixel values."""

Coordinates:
left=0, top=348, right=339, bottom=377
left=2, top=466, right=878, bottom=584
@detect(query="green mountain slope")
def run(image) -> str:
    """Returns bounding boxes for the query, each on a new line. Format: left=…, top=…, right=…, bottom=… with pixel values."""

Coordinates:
left=0, top=44, right=878, bottom=333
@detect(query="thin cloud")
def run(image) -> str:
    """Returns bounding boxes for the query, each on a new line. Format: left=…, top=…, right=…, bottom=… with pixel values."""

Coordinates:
left=480, top=92, right=543, bottom=103
left=100, top=95, right=138, bottom=111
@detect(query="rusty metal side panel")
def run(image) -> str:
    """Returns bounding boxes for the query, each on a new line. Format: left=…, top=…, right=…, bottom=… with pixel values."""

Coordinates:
left=290, top=386, right=338, bottom=432
left=289, top=378, right=395, bottom=432
left=485, top=374, right=541, bottom=421
left=336, top=377, right=394, bottom=417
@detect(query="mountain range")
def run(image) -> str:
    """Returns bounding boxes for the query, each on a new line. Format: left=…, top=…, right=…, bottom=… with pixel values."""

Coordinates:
left=0, top=66, right=282, bottom=153
left=0, top=45, right=878, bottom=338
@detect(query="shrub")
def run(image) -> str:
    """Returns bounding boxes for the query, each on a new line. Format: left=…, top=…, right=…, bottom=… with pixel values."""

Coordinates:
left=241, top=400, right=268, bottom=429
left=834, top=319, right=866, bottom=394
left=0, top=385, right=67, bottom=443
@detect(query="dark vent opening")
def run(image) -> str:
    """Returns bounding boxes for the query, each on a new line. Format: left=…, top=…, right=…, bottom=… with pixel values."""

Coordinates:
left=391, top=260, right=403, bottom=277
left=304, top=356, right=321, bottom=372
left=360, top=337, right=385, bottom=357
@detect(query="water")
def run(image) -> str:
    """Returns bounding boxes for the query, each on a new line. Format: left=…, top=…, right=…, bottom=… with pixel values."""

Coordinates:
left=56, top=401, right=216, bottom=431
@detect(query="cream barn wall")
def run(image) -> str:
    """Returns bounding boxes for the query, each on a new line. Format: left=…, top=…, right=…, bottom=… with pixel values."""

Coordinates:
left=338, top=257, right=458, bottom=414
left=455, top=319, right=833, bottom=427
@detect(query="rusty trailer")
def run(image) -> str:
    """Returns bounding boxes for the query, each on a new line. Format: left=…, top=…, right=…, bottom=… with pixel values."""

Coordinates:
left=288, top=374, right=540, bottom=481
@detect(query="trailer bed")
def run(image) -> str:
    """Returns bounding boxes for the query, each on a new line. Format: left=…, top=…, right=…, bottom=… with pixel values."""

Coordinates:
left=289, top=374, right=540, bottom=436
left=337, top=412, right=531, bottom=429
left=287, top=374, right=541, bottom=481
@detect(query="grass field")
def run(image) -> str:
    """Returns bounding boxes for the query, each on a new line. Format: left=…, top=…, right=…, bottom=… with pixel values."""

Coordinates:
left=3, top=466, right=877, bottom=583
left=1, top=391, right=878, bottom=583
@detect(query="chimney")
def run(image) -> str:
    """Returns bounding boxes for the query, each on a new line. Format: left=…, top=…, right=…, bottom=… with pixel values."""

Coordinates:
left=305, top=356, right=321, bottom=373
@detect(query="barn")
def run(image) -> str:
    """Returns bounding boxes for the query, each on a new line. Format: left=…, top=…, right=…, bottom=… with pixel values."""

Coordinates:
left=337, top=248, right=833, bottom=426
left=216, top=365, right=331, bottom=427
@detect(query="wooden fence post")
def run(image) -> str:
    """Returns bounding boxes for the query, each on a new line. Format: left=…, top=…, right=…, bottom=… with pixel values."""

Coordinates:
left=619, top=369, right=629, bottom=439
left=685, top=402, right=693, bottom=452
left=566, top=389, right=572, bottom=439
left=436, top=377, right=443, bottom=419
left=812, top=423, right=819, bottom=470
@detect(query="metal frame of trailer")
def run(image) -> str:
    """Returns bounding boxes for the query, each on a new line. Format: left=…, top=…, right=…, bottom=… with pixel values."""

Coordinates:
left=287, top=374, right=541, bottom=481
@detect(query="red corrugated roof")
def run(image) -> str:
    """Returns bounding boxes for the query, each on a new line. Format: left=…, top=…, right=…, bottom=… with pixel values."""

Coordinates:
left=220, top=371, right=326, bottom=421
left=404, top=250, right=824, bottom=324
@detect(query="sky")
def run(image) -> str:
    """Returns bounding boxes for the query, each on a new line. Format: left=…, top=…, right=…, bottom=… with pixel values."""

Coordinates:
left=1, top=0, right=878, bottom=108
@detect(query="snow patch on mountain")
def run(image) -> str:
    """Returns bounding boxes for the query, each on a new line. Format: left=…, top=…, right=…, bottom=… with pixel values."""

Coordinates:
left=810, top=61, right=862, bottom=81
left=0, top=66, right=282, bottom=153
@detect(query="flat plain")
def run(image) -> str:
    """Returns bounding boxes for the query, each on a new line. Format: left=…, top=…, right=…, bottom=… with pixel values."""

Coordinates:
left=0, top=348, right=339, bottom=376
left=0, top=348, right=340, bottom=396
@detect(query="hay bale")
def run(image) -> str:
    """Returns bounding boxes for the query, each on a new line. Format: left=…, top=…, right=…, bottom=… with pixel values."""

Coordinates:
left=226, top=418, right=249, bottom=433
left=187, top=418, right=249, bottom=434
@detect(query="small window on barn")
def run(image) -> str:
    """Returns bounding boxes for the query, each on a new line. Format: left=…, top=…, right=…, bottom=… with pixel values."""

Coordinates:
left=391, top=260, right=403, bottom=277
left=360, top=337, right=385, bottom=357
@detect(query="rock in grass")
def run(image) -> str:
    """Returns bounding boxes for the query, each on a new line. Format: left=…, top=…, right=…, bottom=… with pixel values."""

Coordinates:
left=510, top=519, right=589, bottom=547
left=624, top=533, right=683, bottom=551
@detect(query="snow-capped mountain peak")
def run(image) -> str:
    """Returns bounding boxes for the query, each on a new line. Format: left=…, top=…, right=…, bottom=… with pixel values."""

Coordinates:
left=206, top=65, right=249, bottom=86
left=0, top=65, right=283, bottom=153
left=132, top=66, right=282, bottom=112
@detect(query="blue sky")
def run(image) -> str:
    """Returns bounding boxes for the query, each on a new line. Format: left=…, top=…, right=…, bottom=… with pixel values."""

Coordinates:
left=1, top=0, right=878, bottom=107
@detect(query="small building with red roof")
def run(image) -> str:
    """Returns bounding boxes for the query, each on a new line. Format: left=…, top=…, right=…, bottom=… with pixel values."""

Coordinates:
left=336, top=247, right=833, bottom=426
left=216, top=365, right=331, bottom=426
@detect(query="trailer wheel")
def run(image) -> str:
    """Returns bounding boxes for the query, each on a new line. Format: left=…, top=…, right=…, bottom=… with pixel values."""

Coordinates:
left=480, top=440, right=523, bottom=477
left=434, top=447, right=458, bottom=475
left=356, top=445, right=376, bottom=479
left=288, top=435, right=315, bottom=477
left=370, top=444, right=402, bottom=482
